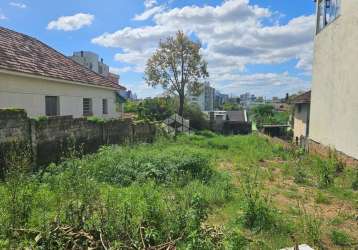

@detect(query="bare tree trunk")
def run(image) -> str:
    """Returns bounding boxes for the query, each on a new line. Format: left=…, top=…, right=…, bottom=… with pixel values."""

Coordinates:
left=178, top=94, right=185, bottom=116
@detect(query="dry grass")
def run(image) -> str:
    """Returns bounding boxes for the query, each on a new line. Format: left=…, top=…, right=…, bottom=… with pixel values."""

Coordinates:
left=208, top=141, right=358, bottom=250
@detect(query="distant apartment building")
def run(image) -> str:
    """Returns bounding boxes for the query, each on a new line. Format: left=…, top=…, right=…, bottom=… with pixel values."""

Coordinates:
left=188, top=83, right=215, bottom=111
left=256, top=96, right=264, bottom=103
left=310, top=0, right=358, bottom=160
left=70, top=51, right=137, bottom=102
left=271, top=97, right=280, bottom=103
left=214, top=91, right=229, bottom=109
left=119, top=89, right=137, bottom=101
left=240, top=92, right=256, bottom=108
left=70, top=51, right=110, bottom=78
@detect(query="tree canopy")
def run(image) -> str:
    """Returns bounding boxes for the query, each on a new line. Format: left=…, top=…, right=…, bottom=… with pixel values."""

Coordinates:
left=145, top=31, right=208, bottom=116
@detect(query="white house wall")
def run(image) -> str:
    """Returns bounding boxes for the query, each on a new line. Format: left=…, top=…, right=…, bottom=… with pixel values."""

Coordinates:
left=294, top=104, right=309, bottom=140
left=0, top=72, right=120, bottom=118
left=310, top=0, right=358, bottom=159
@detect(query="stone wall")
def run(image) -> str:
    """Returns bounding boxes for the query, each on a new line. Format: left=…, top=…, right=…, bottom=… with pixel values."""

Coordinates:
left=0, top=109, right=156, bottom=173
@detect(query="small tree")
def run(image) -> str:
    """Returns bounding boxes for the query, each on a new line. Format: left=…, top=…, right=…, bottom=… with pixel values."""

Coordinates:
left=145, top=31, right=209, bottom=116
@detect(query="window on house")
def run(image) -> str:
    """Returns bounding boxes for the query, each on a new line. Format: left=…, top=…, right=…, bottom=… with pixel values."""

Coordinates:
left=102, top=99, right=108, bottom=115
left=45, top=96, right=60, bottom=116
left=317, top=0, right=341, bottom=33
left=83, top=98, right=93, bottom=116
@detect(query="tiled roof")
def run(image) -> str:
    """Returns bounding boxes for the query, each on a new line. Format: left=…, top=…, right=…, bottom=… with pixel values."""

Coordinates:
left=293, top=91, right=311, bottom=104
left=0, top=26, right=125, bottom=90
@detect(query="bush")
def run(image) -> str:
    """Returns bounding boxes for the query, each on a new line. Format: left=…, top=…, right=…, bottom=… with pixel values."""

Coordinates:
left=125, top=98, right=176, bottom=121
left=317, top=159, right=335, bottom=188
left=33, top=116, right=48, bottom=122
left=330, top=229, right=352, bottom=246
left=183, top=104, right=209, bottom=131
left=1, top=176, right=37, bottom=237
left=298, top=206, right=322, bottom=247
left=195, top=130, right=217, bottom=138
left=86, top=116, right=105, bottom=124
left=239, top=170, right=278, bottom=232
left=352, top=170, right=358, bottom=191
left=328, top=150, right=346, bottom=175
left=86, top=145, right=213, bottom=186
left=251, top=104, right=290, bottom=129
left=224, top=230, right=250, bottom=250
left=0, top=144, right=36, bottom=242
left=294, top=165, right=307, bottom=184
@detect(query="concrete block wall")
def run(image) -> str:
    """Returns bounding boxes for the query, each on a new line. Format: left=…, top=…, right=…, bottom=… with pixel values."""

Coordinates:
left=0, top=109, right=31, bottom=178
left=0, top=109, right=157, bottom=174
left=33, top=116, right=105, bottom=166
left=132, top=122, right=156, bottom=143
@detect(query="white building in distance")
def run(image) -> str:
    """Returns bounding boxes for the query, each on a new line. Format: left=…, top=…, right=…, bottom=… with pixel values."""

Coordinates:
left=188, top=83, right=215, bottom=111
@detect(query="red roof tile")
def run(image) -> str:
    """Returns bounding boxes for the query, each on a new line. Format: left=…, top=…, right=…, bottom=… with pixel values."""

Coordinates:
left=0, top=26, right=125, bottom=90
left=293, top=91, right=311, bottom=104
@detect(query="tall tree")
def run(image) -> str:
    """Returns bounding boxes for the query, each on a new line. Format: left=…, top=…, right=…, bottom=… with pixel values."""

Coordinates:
left=145, top=31, right=209, bottom=116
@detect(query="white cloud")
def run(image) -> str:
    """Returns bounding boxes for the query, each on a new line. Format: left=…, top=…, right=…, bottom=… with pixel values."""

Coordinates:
left=92, top=0, right=315, bottom=96
left=0, top=8, right=7, bottom=20
left=212, top=72, right=310, bottom=97
left=133, top=6, right=165, bottom=21
left=47, top=13, right=94, bottom=31
left=110, top=66, right=133, bottom=74
left=9, top=2, right=27, bottom=9
left=127, top=81, right=164, bottom=98
left=144, top=0, right=157, bottom=9
left=114, top=48, right=156, bottom=72
left=92, top=25, right=174, bottom=51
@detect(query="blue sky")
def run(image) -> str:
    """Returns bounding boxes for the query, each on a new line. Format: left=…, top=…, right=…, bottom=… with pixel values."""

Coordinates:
left=0, top=0, right=316, bottom=98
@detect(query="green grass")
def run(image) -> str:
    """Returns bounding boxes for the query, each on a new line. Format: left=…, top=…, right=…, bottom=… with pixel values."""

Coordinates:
left=0, top=133, right=357, bottom=249
left=330, top=229, right=352, bottom=246
left=315, top=191, right=331, bottom=204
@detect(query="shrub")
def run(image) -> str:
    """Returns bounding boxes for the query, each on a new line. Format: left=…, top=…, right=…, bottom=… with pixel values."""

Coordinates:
left=317, top=159, right=335, bottom=188
left=328, top=150, right=346, bottom=175
left=183, top=104, right=209, bottom=131
left=86, top=116, right=105, bottom=124
left=33, top=116, right=48, bottom=122
left=195, top=130, right=217, bottom=138
left=294, top=165, right=307, bottom=184
left=2, top=176, right=37, bottom=236
left=352, top=170, right=358, bottom=191
left=185, top=194, right=222, bottom=250
left=224, top=230, right=250, bottom=250
left=335, top=160, right=345, bottom=175
left=83, top=145, right=213, bottom=186
left=298, top=206, right=322, bottom=247
left=0, top=144, right=36, bottom=240
left=239, top=170, right=278, bottom=232
left=330, top=229, right=352, bottom=246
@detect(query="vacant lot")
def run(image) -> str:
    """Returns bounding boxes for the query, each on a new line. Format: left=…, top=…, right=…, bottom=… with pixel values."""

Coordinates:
left=0, top=132, right=357, bottom=249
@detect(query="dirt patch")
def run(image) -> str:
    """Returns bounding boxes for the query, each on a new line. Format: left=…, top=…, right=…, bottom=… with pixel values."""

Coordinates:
left=266, top=172, right=358, bottom=248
